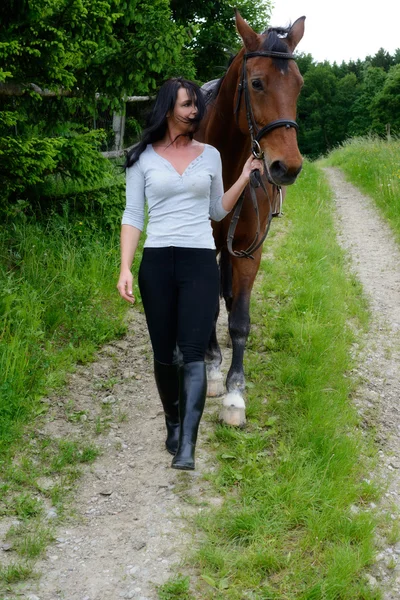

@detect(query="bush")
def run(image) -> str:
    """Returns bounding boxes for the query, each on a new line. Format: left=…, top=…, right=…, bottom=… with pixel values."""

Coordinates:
left=0, top=130, right=111, bottom=218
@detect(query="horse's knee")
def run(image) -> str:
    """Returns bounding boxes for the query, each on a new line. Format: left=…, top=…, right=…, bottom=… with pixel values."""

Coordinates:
left=229, top=312, right=250, bottom=343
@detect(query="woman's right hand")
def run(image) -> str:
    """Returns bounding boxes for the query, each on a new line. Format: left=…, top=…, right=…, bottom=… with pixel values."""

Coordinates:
left=117, top=269, right=135, bottom=304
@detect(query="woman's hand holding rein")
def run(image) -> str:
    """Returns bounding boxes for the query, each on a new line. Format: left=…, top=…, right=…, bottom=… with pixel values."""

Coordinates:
left=221, top=155, right=264, bottom=213
left=241, top=155, right=264, bottom=181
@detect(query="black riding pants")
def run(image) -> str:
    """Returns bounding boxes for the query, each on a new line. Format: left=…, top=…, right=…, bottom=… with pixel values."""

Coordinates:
left=138, top=247, right=219, bottom=365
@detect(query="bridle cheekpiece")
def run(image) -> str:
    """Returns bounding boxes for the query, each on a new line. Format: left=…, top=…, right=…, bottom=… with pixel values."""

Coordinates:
left=234, top=49, right=299, bottom=159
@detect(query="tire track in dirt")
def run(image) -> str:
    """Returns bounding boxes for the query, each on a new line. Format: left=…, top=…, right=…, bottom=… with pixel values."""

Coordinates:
left=325, top=167, right=400, bottom=598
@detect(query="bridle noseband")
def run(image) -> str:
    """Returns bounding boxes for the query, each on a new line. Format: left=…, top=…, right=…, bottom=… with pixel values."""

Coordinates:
left=227, top=49, right=298, bottom=259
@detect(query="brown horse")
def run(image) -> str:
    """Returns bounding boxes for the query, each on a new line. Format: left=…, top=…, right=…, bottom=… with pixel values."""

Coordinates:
left=197, top=10, right=305, bottom=426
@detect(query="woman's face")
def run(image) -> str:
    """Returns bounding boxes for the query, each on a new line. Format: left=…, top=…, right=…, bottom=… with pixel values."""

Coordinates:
left=168, top=87, right=198, bottom=131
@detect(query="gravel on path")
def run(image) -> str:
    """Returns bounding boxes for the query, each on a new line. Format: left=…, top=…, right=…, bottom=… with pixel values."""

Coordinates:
left=8, top=309, right=224, bottom=600
left=325, top=166, right=400, bottom=598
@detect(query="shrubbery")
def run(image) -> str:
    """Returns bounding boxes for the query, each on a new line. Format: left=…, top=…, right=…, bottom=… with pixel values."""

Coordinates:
left=0, top=130, right=112, bottom=217
left=0, top=212, right=128, bottom=454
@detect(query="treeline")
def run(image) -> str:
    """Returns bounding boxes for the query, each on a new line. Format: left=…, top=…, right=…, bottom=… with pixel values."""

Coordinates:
left=297, top=48, right=400, bottom=158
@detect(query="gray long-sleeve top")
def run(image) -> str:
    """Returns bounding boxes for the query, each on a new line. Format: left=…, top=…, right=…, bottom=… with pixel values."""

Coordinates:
left=122, top=144, right=229, bottom=250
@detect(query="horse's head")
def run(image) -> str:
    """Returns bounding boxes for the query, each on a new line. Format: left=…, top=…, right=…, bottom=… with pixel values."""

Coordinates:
left=235, top=11, right=305, bottom=186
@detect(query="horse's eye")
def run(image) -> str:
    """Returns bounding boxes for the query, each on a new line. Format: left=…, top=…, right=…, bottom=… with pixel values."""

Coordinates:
left=251, top=79, right=263, bottom=91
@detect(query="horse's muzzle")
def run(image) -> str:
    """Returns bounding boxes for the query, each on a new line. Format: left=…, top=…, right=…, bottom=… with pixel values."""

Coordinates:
left=269, top=160, right=302, bottom=186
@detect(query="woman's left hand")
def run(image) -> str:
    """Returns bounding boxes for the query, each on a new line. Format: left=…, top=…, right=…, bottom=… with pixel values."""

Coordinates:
left=241, top=155, right=264, bottom=181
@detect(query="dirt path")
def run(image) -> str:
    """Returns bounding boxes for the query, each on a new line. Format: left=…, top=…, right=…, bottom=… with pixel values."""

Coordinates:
left=13, top=310, right=227, bottom=600
left=325, top=167, right=400, bottom=598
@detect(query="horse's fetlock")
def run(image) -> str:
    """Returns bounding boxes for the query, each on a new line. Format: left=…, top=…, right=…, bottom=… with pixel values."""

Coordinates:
left=227, top=371, right=245, bottom=395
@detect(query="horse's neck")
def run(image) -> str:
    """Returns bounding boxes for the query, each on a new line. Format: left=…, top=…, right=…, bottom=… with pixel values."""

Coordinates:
left=203, top=57, right=250, bottom=185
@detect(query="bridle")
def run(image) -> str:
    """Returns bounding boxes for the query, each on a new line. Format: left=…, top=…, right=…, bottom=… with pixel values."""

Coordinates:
left=235, top=49, right=299, bottom=160
left=227, top=49, right=298, bottom=259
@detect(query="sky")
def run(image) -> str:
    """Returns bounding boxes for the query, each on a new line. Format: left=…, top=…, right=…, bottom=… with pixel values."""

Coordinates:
left=269, top=0, right=400, bottom=64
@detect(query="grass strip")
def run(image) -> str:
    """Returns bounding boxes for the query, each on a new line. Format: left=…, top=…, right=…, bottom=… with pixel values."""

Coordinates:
left=194, top=161, right=379, bottom=599
left=323, top=137, right=400, bottom=242
left=0, top=169, right=146, bottom=589
left=0, top=216, right=128, bottom=459
left=0, top=206, right=132, bottom=590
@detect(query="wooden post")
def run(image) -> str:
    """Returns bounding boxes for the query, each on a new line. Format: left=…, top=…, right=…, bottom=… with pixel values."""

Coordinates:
left=112, top=109, right=126, bottom=152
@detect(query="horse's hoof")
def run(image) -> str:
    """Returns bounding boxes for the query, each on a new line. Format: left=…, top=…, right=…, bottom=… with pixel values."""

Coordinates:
left=206, top=368, right=224, bottom=397
left=207, top=377, right=224, bottom=397
left=219, top=392, right=246, bottom=427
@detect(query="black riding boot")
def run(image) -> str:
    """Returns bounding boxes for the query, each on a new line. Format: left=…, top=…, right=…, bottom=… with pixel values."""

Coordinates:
left=171, top=361, right=207, bottom=471
left=154, top=360, right=180, bottom=455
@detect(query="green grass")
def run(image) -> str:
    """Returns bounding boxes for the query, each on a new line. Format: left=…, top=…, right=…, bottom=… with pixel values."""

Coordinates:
left=192, top=161, right=380, bottom=599
left=323, top=136, right=400, bottom=242
left=0, top=434, right=99, bottom=597
left=0, top=563, right=37, bottom=584
left=0, top=216, right=128, bottom=458
left=158, top=574, right=193, bottom=599
left=7, top=521, right=54, bottom=559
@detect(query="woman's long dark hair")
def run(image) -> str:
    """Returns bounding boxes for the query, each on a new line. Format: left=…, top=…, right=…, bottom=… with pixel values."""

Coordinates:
left=124, top=78, right=206, bottom=168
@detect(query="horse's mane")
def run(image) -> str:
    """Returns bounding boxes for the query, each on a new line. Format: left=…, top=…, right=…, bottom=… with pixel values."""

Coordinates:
left=204, top=25, right=292, bottom=104
left=203, top=54, right=235, bottom=105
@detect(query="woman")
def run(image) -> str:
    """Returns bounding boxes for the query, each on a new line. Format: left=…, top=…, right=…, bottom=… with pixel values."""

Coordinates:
left=117, top=77, right=263, bottom=470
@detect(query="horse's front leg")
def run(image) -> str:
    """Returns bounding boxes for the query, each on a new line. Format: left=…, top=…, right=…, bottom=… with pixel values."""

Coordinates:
left=220, top=252, right=260, bottom=426
left=205, top=297, right=224, bottom=397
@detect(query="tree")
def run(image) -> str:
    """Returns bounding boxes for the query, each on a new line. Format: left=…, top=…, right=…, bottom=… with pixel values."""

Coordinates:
left=170, top=0, right=273, bottom=82
left=0, top=0, right=194, bottom=214
left=371, top=64, right=400, bottom=134
left=368, top=48, right=394, bottom=72
left=331, top=73, right=359, bottom=143
left=348, top=66, right=387, bottom=136
left=296, top=53, right=315, bottom=77
left=0, top=0, right=194, bottom=99
left=297, top=63, right=339, bottom=157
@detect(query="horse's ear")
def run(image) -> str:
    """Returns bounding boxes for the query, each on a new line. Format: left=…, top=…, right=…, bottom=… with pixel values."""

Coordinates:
left=286, top=16, right=306, bottom=52
left=235, top=9, right=260, bottom=52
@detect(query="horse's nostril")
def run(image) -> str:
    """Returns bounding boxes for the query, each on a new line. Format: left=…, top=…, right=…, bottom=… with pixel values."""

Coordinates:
left=270, top=160, right=288, bottom=178
left=270, top=161, right=302, bottom=184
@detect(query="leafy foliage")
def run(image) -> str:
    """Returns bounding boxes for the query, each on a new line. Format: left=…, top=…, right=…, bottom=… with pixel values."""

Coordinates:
left=371, top=64, right=400, bottom=132
left=0, top=131, right=111, bottom=216
left=0, top=0, right=195, bottom=213
left=171, top=0, right=272, bottom=82
left=0, top=0, right=192, bottom=97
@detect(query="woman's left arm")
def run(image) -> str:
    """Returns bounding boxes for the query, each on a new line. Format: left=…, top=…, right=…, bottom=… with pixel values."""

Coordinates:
left=221, top=155, right=264, bottom=212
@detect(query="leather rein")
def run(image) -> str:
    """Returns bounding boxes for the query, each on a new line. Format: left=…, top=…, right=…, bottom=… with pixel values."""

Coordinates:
left=227, top=49, right=298, bottom=259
